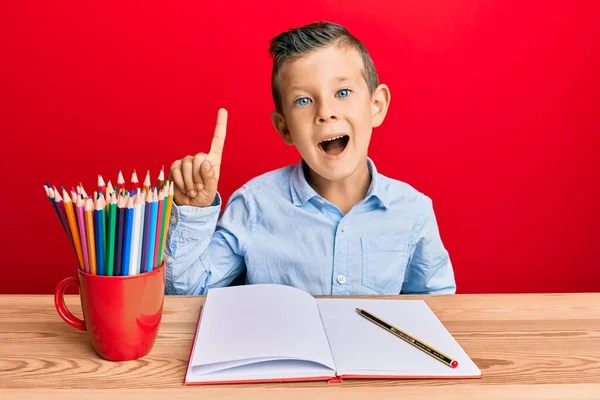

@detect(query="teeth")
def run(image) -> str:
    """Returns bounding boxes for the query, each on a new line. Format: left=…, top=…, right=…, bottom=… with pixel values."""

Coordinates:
left=321, top=135, right=345, bottom=143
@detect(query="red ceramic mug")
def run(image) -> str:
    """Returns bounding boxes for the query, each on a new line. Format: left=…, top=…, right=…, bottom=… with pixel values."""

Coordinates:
left=54, top=265, right=165, bottom=361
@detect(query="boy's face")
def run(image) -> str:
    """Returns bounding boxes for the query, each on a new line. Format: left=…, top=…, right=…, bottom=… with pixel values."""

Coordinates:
left=271, top=45, right=390, bottom=182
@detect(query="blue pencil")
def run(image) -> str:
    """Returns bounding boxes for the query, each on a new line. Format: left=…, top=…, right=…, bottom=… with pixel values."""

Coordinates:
left=45, top=184, right=67, bottom=233
left=146, top=189, right=159, bottom=273
left=94, top=199, right=105, bottom=276
left=121, top=196, right=135, bottom=276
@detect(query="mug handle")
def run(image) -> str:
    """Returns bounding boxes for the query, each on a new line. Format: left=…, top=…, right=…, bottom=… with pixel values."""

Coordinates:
left=54, top=276, right=86, bottom=331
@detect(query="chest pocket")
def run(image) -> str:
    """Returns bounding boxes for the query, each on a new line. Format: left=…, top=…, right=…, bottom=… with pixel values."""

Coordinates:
left=361, top=235, right=410, bottom=294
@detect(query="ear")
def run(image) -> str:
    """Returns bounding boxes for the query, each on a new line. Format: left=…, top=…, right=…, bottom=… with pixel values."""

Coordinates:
left=271, top=110, right=294, bottom=145
left=371, top=83, right=391, bottom=128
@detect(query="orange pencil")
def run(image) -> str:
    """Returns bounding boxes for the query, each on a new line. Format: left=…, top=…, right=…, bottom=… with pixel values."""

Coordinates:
left=85, top=198, right=97, bottom=275
left=143, top=170, right=151, bottom=192
left=62, top=188, right=85, bottom=270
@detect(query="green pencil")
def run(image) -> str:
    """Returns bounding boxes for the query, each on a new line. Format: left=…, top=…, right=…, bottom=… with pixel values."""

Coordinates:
left=106, top=194, right=117, bottom=276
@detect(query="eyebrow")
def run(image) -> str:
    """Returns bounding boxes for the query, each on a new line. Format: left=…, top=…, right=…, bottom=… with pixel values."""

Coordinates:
left=288, top=77, right=356, bottom=92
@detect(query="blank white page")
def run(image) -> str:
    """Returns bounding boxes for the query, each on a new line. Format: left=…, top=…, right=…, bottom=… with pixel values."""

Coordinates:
left=316, top=298, right=481, bottom=377
left=187, top=284, right=336, bottom=381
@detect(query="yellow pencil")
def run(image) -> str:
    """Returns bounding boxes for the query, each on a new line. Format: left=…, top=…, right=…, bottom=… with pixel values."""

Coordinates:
left=159, top=182, right=174, bottom=266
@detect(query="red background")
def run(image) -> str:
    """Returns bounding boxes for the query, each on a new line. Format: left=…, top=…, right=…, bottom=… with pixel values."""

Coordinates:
left=1, top=1, right=598, bottom=294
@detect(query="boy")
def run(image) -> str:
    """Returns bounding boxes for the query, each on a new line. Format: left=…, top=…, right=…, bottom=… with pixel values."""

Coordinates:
left=165, top=22, right=455, bottom=295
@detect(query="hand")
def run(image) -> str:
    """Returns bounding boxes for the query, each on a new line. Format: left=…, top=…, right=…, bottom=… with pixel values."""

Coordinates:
left=169, top=108, right=228, bottom=207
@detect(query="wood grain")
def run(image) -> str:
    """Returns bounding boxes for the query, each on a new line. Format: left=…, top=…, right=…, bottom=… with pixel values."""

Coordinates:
left=1, top=293, right=599, bottom=399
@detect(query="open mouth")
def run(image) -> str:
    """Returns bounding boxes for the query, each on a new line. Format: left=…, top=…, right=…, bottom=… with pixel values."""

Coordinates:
left=318, top=135, right=350, bottom=156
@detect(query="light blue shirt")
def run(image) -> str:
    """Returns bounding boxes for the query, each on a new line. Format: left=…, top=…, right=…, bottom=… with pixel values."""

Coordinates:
left=165, top=158, right=455, bottom=295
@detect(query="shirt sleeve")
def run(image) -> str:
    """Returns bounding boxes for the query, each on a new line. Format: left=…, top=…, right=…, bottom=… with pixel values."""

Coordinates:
left=402, top=196, right=456, bottom=294
left=164, top=187, right=254, bottom=295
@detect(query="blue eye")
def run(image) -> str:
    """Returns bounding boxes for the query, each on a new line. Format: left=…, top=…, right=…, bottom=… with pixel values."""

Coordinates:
left=336, top=89, right=351, bottom=98
left=295, top=97, right=312, bottom=106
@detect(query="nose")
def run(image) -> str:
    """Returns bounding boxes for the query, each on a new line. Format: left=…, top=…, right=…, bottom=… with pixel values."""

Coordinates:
left=315, top=98, right=338, bottom=124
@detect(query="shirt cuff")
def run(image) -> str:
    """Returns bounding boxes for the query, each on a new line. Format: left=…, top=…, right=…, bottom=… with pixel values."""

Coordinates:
left=169, top=193, right=222, bottom=233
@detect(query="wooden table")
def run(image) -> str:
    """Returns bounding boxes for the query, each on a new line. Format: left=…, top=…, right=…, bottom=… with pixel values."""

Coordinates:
left=1, top=293, right=599, bottom=399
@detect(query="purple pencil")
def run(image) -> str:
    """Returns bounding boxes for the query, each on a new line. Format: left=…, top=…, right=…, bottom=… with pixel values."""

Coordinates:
left=140, top=189, right=152, bottom=274
left=114, top=195, right=126, bottom=276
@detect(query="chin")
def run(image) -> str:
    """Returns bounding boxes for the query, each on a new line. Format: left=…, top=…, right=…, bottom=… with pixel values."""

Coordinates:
left=307, top=154, right=366, bottom=182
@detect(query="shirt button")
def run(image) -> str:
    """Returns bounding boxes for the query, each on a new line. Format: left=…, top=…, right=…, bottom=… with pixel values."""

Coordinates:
left=337, top=275, right=346, bottom=284
left=165, top=256, right=173, bottom=264
left=340, top=223, right=346, bottom=232
left=318, top=198, right=324, bottom=204
left=170, top=215, right=178, bottom=224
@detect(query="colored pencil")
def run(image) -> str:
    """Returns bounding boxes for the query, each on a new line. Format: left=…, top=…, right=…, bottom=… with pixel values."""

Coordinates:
left=143, top=170, right=151, bottom=192
left=159, top=182, right=174, bottom=266
left=84, top=198, right=97, bottom=275
left=135, top=193, right=146, bottom=275
left=129, top=194, right=143, bottom=275
left=52, top=188, right=74, bottom=249
left=156, top=165, right=165, bottom=190
left=79, top=183, right=88, bottom=199
left=107, top=180, right=114, bottom=196
left=146, top=188, right=159, bottom=273
left=70, top=187, right=77, bottom=203
left=94, top=196, right=105, bottom=276
left=153, top=188, right=164, bottom=269
left=114, top=195, right=126, bottom=276
left=121, top=196, right=134, bottom=276
left=140, top=189, right=153, bottom=273
left=131, top=169, right=140, bottom=191
left=97, top=175, right=106, bottom=196
left=106, top=193, right=117, bottom=276
left=45, top=185, right=67, bottom=234
left=75, top=196, right=90, bottom=274
left=62, top=188, right=85, bottom=270
left=117, top=170, right=125, bottom=192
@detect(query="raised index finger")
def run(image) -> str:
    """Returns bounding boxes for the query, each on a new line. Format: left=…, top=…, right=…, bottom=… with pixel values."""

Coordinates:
left=208, top=108, right=228, bottom=159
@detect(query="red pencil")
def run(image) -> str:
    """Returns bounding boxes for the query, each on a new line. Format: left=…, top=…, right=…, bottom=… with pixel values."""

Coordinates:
left=131, top=170, right=140, bottom=191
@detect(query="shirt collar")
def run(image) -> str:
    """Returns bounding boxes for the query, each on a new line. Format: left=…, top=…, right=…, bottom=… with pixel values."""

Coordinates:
left=290, top=157, right=390, bottom=210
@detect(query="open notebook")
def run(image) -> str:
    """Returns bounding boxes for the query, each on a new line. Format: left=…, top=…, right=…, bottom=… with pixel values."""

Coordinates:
left=184, top=284, right=481, bottom=385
